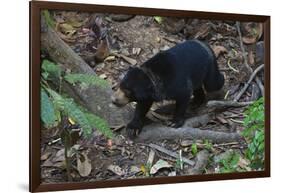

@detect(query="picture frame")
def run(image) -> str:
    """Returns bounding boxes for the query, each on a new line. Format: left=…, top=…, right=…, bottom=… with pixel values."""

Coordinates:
left=30, top=1, right=270, bottom=192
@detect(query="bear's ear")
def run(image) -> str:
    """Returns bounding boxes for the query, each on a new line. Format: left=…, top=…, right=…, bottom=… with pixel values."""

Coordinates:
left=128, top=66, right=133, bottom=70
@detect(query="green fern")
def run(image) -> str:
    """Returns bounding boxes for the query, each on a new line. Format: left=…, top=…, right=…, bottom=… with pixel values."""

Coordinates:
left=41, top=59, right=112, bottom=138
left=64, top=73, right=109, bottom=89
left=42, top=59, right=61, bottom=79
left=45, top=88, right=113, bottom=138
left=85, top=113, right=113, bottom=138
left=242, top=97, right=265, bottom=169
left=41, top=88, right=58, bottom=127
left=46, top=88, right=92, bottom=137
left=42, top=10, right=55, bottom=28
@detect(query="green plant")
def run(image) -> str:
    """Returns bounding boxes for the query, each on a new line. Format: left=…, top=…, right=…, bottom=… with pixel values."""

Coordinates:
left=242, top=97, right=265, bottom=169
left=40, top=59, right=113, bottom=139
left=174, top=157, right=184, bottom=171
left=191, top=143, right=198, bottom=156
left=203, top=139, right=213, bottom=151
left=141, top=163, right=152, bottom=177
left=65, top=73, right=109, bottom=89
left=219, top=152, right=240, bottom=173
left=41, top=88, right=59, bottom=127
left=154, top=16, right=163, bottom=24
left=41, top=59, right=62, bottom=79
left=42, top=10, right=55, bottom=28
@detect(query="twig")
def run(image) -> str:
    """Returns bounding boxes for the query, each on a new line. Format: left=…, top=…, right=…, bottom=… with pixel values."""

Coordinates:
left=233, top=64, right=264, bottom=102
left=213, top=142, right=239, bottom=147
left=255, top=78, right=264, bottom=96
left=110, top=52, right=137, bottom=65
left=148, top=143, right=195, bottom=166
left=179, top=149, right=183, bottom=170
left=227, top=59, right=239, bottom=73
left=64, top=146, right=72, bottom=182
left=224, top=90, right=230, bottom=99
left=146, top=149, right=155, bottom=166
left=163, top=36, right=182, bottom=44
left=47, top=137, right=61, bottom=145
left=236, top=21, right=264, bottom=98
left=230, top=118, right=244, bottom=124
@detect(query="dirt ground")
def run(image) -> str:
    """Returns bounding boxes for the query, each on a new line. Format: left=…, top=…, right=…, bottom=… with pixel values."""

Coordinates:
left=40, top=11, right=264, bottom=183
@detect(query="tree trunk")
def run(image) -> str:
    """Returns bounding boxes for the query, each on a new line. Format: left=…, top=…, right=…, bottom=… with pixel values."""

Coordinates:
left=40, top=17, right=133, bottom=127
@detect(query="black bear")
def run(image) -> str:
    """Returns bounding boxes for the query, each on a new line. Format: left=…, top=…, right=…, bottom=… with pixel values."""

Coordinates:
left=111, top=40, right=224, bottom=138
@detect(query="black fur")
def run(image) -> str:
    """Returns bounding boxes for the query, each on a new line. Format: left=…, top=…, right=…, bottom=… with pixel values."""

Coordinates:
left=118, top=40, right=224, bottom=138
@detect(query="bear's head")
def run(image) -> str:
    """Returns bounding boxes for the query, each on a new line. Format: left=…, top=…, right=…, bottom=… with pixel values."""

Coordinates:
left=111, top=67, right=154, bottom=107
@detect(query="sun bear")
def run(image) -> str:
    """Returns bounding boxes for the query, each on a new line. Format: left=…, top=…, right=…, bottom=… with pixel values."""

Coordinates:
left=111, top=40, right=224, bottom=138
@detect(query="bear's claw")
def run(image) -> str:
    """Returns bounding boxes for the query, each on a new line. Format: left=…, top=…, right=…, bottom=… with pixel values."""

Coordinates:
left=167, top=119, right=185, bottom=128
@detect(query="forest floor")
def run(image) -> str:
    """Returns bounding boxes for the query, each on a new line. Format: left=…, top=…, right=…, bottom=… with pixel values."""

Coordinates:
left=40, top=11, right=265, bottom=183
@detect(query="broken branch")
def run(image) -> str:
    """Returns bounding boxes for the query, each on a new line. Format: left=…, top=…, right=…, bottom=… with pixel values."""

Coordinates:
left=233, top=64, right=264, bottom=102
left=236, top=21, right=264, bottom=98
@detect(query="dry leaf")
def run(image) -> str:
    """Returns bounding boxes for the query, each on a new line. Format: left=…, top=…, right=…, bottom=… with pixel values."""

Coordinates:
left=150, top=159, right=172, bottom=174
left=53, top=145, right=80, bottom=162
left=168, top=171, right=176, bottom=176
left=238, top=157, right=251, bottom=171
left=146, top=149, right=155, bottom=166
left=107, top=165, right=125, bottom=176
left=53, top=148, right=66, bottom=162
left=59, top=23, right=76, bottom=35
left=241, top=23, right=263, bottom=44
left=194, top=23, right=210, bottom=39
left=216, top=115, right=228, bottom=124
left=68, top=20, right=83, bottom=28
left=41, top=151, right=52, bottom=161
left=140, top=165, right=147, bottom=174
left=130, top=166, right=141, bottom=174
left=132, top=48, right=141, bottom=55
left=120, top=54, right=137, bottom=65
left=104, top=55, right=116, bottom=62
left=248, top=50, right=255, bottom=65
left=77, top=152, right=92, bottom=177
left=99, top=74, right=107, bottom=79
left=107, top=139, right=113, bottom=148
left=180, top=140, right=192, bottom=147
left=213, top=46, right=228, bottom=58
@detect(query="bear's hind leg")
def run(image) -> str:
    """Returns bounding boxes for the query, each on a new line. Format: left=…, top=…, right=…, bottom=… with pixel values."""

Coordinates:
left=168, top=90, right=191, bottom=128
left=191, top=86, right=206, bottom=109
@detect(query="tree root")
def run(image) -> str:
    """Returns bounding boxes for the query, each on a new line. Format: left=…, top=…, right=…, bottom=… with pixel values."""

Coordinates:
left=207, top=100, right=254, bottom=108
left=187, top=150, right=210, bottom=175
left=136, top=122, right=243, bottom=143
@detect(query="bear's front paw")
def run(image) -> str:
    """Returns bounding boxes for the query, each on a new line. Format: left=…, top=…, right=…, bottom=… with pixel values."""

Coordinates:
left=126, top=122, right=142, bottom=139
left=167, top=118, right=185, bottom=128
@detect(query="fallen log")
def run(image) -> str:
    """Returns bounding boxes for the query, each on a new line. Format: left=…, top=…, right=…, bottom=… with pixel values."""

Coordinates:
left=40, top=17, right=133, bottom=127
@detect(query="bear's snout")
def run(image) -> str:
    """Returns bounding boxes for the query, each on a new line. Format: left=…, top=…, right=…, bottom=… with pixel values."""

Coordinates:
left=111, top=88, right=130, bottom=107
